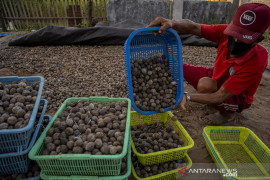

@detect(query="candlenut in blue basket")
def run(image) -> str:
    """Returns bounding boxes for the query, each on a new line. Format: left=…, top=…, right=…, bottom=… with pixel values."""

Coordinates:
left=131, top=54, right=177, bottom=112
left=0, top=80, right=39, bottom=130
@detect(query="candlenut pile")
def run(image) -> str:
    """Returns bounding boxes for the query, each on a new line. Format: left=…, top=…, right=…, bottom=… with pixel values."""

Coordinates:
left=131, top=122, right=184, bottom=154
left=131, top=54, right=177, bottom=112
left=43, top=100, right=128, bottom=155
left=0, top=80, right=39, bottom=130
left=132, top=153, right=186, bottom=178
left=0, top=161, right=41, bottom=180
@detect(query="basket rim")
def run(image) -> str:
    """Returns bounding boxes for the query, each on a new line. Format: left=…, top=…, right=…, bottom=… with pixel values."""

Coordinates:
left=0, top=76, right=44, bottom=135
left=20, top=176, right=40, bottom=180
left=204, top=126, right=250, bottom=134
left=124, top=27, right=184, bottom=115
left=29, top=96, right=131, bottom=160
left=131, top=153, right=193, bottom=180
left=203, top=126, right=270, bottom=179
left=0, top=99, right=48, bottom=157
left=130, top=111, right=194, bottom=160
left=203, top=126, right=270, bottom=152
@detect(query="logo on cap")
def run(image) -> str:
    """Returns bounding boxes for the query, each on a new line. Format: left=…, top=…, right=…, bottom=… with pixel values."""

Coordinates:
left=243, top=35, right=252, bottom=40
left=240, top=10, right=256, bottom=25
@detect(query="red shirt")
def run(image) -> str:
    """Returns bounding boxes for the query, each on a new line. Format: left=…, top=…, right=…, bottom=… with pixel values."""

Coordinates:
left=200, top=24, right=268, bottom=105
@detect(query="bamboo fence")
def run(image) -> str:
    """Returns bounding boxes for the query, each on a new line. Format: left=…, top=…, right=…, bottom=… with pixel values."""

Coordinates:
left=0, top=0, right=107, bottom=30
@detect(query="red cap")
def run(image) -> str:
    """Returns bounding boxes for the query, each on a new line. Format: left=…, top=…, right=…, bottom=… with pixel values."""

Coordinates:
left=224, top=3, right=270, bottom=44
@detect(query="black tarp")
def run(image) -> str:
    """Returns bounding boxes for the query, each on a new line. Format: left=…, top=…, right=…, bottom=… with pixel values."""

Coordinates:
left=9, top=21, right=217, bottom=47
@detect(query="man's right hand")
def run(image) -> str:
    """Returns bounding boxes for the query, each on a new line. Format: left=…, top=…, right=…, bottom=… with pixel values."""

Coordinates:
left=147, top=17, right=202, bottom=37
left=147, top=17, right=174, bottom=34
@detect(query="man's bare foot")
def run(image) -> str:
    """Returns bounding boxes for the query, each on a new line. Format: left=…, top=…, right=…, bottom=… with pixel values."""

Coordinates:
left=206, top=112, right=236, bottom=125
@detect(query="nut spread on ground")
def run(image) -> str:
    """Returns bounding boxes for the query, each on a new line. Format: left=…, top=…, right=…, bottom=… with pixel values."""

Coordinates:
left=132, top=153, right=186, bottom=178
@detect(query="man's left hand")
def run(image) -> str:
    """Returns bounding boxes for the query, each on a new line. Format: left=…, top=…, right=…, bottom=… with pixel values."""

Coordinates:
left=180, top=94, right=187, bottom=111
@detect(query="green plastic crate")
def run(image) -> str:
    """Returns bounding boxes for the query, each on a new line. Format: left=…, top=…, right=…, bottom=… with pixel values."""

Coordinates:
left=39, top=135, right=132, bottom=180
left=29, top=96, right=131, bottom=176
left=203, top=126, right=270, bottom=180
left=130, top=111, right=194, bottom=166
left=131, top=154, right=192, bottom=180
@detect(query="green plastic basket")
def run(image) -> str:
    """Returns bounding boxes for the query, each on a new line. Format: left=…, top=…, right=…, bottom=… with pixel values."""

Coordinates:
left=131, top=153, right=192, bottom=180
left=203, top=126, right=270, bottom=180
left=39, top=135, right=132, bottom=180
left=130, top=111, right=194, bottom=166
left=29, top=96, right=131, bottom=176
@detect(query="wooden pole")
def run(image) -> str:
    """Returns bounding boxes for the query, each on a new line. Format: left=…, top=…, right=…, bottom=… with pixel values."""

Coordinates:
left=11, top=0, right=22, bottom=29
left=0, top=10, right=7, bottom=32
left=37, top=1, right=44, bottom=27
left=24, top=0, right=32, bottom=27
left=83, top=0, right=87, bottom=26
left=32, top=0, right=42, bottom=29
left=46, top=0, right=53, bottom=25
left=93, top=0, right=96, bottom=18
left=54, top=0, right=60, bottom=26
left=60, top=0, right=67, bottom=26
left=98, top=0, right=102, bottom=20
left=64, top=0, right=68, bottom=26
left=3, top=0, right=13, bottom=30
left=71, top=0, right=76, bottom=26
left=88, top=0, right=92, bottom=26
left=7, top=0, right=20, bottom=29
left=17, top=0, right=27, bottom=29
left=103, top=0, right=106, bottom=23
left=79, top=0, right=84, bottom=25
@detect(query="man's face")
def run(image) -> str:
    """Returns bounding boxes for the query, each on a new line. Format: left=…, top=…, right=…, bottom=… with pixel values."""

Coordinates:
left=228, top=36, right=256, bottom=55
left=234, top=38, right=244, bottom=43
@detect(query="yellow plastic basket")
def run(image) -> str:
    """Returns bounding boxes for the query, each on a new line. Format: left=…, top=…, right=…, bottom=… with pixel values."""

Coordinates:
left=130, top=111, right=194, bottom=166
left=131, top=153, right=192, bottom=180
left=203, top=126, right=270, bottom=180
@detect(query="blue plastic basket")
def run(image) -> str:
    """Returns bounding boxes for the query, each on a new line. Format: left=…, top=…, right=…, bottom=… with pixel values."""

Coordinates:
left=0, top=76, right=44, bottom=153
left=124, top=27, right=184, bottom=115
left=0, top=100, right=49, bottom=175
